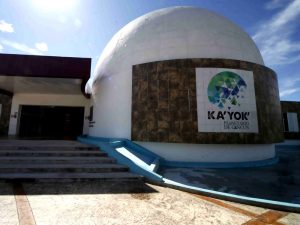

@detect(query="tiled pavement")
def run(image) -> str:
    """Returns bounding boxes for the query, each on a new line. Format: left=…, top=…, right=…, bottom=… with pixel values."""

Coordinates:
left=160, top=146, right=300, bottom=205
left=0, top=181, right=299, bottom=225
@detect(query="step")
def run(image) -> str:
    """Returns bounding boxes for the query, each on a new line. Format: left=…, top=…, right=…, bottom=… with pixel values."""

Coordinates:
left=0, top=172, right=143, bottom=182
left=0, top=140, right=95, bottom=147
left=0, top=140, right=143, bottom=182
left=0, top=164, right=128, bottom=173
left=0, top=150, right=106, bottom=157
left=0, top=140, right=99, bottom=151
left=0, top=156, right=116, bottom=164
left=0, top=146, right=100, bottom=151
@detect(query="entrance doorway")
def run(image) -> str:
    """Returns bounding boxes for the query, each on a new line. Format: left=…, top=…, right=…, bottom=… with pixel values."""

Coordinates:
left=18, top=105, right=84, bottom=140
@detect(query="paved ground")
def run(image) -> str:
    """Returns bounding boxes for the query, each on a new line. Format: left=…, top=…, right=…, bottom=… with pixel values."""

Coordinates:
left=0, top=181, right=299, bottom=225
left=160, top=146, right=300, bottom=204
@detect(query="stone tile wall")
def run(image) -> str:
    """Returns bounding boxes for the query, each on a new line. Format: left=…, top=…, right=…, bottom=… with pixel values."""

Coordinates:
left=132, top=59, right=284, bottom=144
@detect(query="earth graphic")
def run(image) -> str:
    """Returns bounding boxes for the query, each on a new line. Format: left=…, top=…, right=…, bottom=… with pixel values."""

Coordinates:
left=207, top=71, right=247, bottom=109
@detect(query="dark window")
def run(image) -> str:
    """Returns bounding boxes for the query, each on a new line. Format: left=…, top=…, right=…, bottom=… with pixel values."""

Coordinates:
left=283, top=112, right=299, bottom=132
left=283, top=112, right=288, bottom=132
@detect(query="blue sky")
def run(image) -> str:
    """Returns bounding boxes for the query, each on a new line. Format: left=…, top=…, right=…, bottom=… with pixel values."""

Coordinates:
left=0, top=0, right=300, bottom=101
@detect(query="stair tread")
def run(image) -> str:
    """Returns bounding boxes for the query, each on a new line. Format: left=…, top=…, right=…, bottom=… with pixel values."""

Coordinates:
left=0, top=150, right=103, bottom=153
left=0, top=140, right=96, bottom=146
left=0, top=141, right=142, bottom=181
left=0, top=156, right=111, bottom=160
left=0, top=172, right=141, bottom=179
left=0, top=148, right=100, bottom=151
left=0, top=164, right=127, bottom=169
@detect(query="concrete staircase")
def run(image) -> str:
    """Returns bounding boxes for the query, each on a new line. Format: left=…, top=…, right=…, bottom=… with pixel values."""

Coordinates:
left=0, top=140, right=142, bottom=182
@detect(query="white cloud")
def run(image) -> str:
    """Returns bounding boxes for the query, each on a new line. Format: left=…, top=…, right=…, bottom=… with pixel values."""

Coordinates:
left=35, top=42, right=48, bottom=52
left=0, top=44, right=3, bottom=51
left=265, top=0, right=289, bottom=10
left=280, top=88, right=300, bottom=97
left=279, top=76, right=300, bottom=97
left=58, top=15, right=68, bottom=24
left=74, top=18, right=82, bottom=28
left=253, top=0, right=300, bottom=66
left=0, top=20, right=14, bottom=33
left=1, top=39, right=44, bottom=55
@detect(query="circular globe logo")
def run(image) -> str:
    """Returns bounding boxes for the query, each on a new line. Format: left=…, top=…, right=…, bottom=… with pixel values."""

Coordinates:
left=207, top=71, right=247, bottom=109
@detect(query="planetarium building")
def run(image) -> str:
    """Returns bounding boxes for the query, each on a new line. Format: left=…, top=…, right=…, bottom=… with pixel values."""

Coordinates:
left=85, top=6, right=284, bottom=163
left=1, top=6, right=300, bottom=212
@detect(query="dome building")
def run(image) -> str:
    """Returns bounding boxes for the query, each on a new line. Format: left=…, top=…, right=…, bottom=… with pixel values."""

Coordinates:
left=86, top=6, right=283, bottom=163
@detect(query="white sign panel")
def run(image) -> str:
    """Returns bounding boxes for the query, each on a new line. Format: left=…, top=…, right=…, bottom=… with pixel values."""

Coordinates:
left=196, top=68, right=258, bottom=133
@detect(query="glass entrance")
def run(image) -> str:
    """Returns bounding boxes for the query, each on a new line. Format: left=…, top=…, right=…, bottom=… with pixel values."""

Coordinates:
left=18, top=105, right=84, bottom=140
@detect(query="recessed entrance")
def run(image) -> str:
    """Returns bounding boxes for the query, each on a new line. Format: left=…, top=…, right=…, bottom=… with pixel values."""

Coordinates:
left=18, top=105, right=84, bottom=140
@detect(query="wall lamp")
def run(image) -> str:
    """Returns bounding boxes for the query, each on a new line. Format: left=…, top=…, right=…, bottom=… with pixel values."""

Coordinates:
left=11, top=112, right=18, bottom=118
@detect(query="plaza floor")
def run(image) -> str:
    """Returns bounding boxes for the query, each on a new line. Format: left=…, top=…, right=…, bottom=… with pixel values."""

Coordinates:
left=0, top=180, right=299, bottom=225
left=160, top=146, right=300, bottom=205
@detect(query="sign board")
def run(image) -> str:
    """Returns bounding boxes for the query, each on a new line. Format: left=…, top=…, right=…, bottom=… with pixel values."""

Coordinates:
left=196, top=68, right=258, bottom=133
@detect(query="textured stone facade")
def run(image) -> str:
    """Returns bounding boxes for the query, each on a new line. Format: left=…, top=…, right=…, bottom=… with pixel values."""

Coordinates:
left=132, top=58, right=284, bottom=144
left=281, top=101, right=300, bottom=140
left=0, top=93, right=12, bottom=135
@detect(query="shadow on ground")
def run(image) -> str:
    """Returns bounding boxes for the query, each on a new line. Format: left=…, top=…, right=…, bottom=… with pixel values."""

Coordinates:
left=0, top=181, right=158, bottom=195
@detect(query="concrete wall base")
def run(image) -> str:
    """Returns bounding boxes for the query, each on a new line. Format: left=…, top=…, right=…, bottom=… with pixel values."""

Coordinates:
left=137, top=142, right=275, bottom=162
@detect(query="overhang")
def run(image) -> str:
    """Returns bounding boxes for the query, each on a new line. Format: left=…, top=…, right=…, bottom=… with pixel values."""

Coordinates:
left=0, top=53, right=91, bottom=98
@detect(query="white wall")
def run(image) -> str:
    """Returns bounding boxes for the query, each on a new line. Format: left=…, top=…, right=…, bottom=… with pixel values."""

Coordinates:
left=137, top=142, right=275, bottom=162
left=8, top=93, right=90, bottom=135
left=89, top=73, right=132, bottom=139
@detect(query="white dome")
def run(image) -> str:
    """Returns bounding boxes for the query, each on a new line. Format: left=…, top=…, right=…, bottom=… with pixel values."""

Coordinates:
left=86, top=7, right=272, bottom=163
left=87, top=6, right=263, bottom=93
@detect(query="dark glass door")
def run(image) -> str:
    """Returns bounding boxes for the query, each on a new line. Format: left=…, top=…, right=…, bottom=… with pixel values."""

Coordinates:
left=19, top=105, right=84, bottom=140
